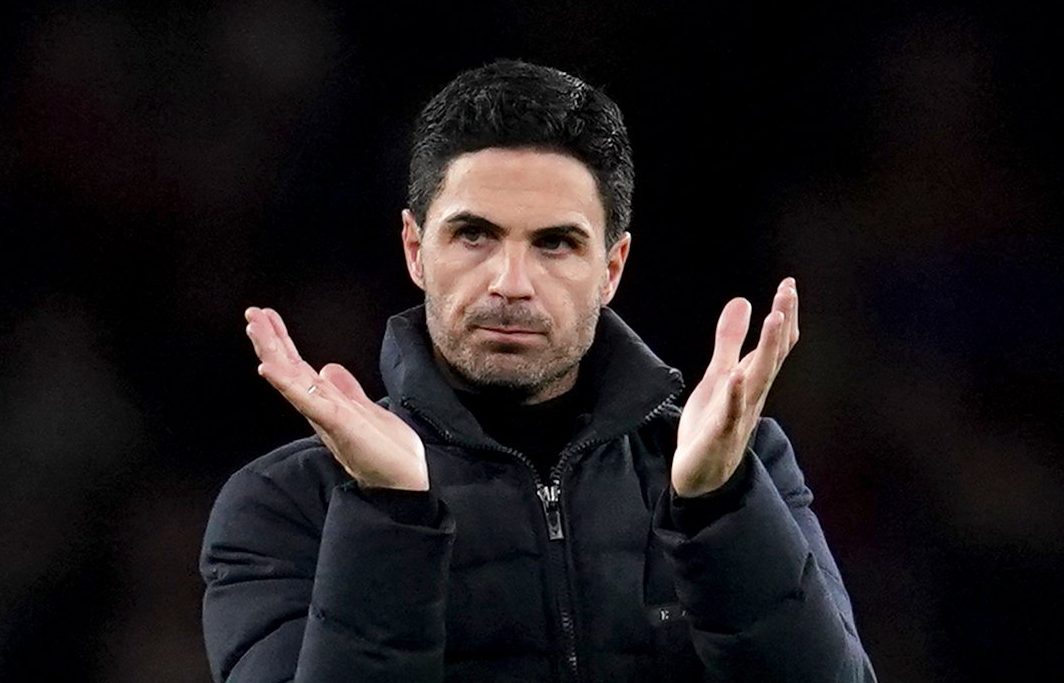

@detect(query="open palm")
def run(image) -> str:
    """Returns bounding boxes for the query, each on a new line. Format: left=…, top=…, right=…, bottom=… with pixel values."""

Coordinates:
left=672, top=279, right=799, bottom=497
left=244, top=306, right=429, bottom=491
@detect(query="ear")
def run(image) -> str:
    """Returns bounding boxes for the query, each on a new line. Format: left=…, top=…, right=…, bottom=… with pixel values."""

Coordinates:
left=600, top=231, right=632, bottom=305
left=401, top=209, right=425, bottom=291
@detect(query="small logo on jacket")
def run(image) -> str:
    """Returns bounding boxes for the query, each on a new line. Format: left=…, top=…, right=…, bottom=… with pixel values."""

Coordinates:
left=649, top=603, right=687, bottom=625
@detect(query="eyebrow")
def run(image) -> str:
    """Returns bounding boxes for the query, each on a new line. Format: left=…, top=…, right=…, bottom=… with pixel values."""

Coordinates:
left=444, top=211, right=593, bottom=242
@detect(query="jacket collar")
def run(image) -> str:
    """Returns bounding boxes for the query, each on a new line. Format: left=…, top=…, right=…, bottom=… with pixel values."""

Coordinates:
left=379, top=304, right=684, bottom=453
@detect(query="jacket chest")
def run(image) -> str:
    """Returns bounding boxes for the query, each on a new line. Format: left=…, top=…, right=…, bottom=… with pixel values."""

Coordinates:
left=426, top=440, right=688, bottom=672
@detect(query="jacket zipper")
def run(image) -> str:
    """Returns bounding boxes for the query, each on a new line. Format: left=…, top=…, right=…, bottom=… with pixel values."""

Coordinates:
left=399, top=399, right=579, bottom=680
left=536, top=480, right=578, bottom=682
left=401, top=383, right=683, bottom=683
left=540, top=381, right=684, bottom=682
left=537, top=483, right=565, bottom=540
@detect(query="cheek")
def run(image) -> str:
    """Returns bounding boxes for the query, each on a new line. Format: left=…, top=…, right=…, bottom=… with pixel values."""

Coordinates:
left=540, top=266, right=603, bottom=318
left=424, top=260, right=480, bottom=318
left=424, top=246, right=463, bottom=289
left=539, top=256, right=598, bottom=288
left=427, top=242, right=489, bottom=280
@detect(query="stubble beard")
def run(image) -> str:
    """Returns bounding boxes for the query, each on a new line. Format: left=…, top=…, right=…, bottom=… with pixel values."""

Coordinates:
left=425, top=291, right=601, bottom=402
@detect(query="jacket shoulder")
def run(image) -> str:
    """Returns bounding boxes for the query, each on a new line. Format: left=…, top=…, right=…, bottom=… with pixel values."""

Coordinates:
left=748, top=417, right=813, bottom=505
left=633, top=408, right=808, bottom=505
left=242, top=434, right=334, bottom=478
left=200, top=438, right=346, bottom=681
left=201, top=437, right=347, bottom=573
left=630, top=399, right=682, bottom=465
left=239, top=436, right=347, bottom=512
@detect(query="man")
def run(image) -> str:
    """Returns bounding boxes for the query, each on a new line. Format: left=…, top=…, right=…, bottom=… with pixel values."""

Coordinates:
left=201, top=60, right=876, bottom=682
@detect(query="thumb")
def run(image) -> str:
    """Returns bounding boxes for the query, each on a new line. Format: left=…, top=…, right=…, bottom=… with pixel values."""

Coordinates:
left=319, top=363, right=370, bottom=404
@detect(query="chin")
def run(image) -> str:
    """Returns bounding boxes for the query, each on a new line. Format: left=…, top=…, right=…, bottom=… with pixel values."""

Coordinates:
left=466, top=363, right=541, bottom=391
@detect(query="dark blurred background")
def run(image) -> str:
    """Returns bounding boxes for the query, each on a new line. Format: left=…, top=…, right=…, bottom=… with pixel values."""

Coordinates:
left=1, top=1, right=1061, bottom=681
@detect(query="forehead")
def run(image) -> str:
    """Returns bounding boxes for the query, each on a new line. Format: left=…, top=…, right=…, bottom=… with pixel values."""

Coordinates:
left=425, top=148, right=607, bottom=240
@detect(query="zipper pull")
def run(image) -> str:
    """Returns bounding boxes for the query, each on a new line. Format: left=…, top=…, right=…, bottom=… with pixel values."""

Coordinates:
left=536, top=483, right=565, bottom=540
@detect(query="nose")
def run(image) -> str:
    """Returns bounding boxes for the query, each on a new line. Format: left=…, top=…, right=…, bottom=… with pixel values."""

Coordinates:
left=487, top=242, right=535, bottom=300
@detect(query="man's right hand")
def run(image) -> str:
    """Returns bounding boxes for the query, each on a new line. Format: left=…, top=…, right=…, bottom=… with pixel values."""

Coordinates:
left=244, top=306, right=429, bottom=491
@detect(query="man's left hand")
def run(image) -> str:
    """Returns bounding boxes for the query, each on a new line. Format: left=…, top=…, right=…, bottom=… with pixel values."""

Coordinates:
left=671, top=278, right=799, bottom=498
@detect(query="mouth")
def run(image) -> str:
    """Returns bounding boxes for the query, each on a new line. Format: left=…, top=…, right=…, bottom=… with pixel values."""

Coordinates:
left=474, top=326, right=546, bottom=342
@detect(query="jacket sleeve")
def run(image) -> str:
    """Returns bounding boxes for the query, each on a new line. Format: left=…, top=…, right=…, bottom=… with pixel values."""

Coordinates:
left=200, top=460, right=455, bottom=683
left=651, top=417, right=877, bottom=682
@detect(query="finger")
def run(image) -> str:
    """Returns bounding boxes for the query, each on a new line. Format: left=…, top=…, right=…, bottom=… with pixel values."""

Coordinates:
left=246, top=308, right=330, bottom=400
left=787, top=282, right=799, bottom=351
left=770, top=284, right=796, bottom=364
left=745, top=309, right=785, bottom=406
left=247, top=319, right=303, bottom=378
left=320, top=362, right=370, bottom=405
left=735, top=284, right=791, bottom=374
left=246, top=307, right=313, bottom=380
left=262, top=307, right=303, bottom=364
left=243, top=308, right=360, bottom=431
left=245, top=311, right=281, bottom=364
left=706, top=298, right=752, bottom=377
left=720, top=368, right=745, bottom=433
left=260, top=363, right=351, bottom=428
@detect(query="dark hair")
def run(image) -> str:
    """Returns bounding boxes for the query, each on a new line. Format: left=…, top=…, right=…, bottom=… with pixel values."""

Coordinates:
left=407, top=59, right=634, bottom=248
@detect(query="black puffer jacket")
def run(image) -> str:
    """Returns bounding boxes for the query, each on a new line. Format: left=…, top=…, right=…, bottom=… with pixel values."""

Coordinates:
left=200, top=305, right=876, bottom=682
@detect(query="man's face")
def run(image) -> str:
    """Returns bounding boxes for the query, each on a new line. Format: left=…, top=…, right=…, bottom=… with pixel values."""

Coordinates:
left=401, top=147, right=631, bottom=404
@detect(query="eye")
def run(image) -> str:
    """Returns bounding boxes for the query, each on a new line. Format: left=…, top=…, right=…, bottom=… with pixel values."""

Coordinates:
left=536, top=234, right=578, bottom=253
left=455, top=226, right=488, bottom=245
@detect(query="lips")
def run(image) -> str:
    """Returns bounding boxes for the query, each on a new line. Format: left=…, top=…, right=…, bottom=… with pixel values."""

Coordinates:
left=474, top=326, right=546, bottom=343
left=478, top=326, right=542, bottom=335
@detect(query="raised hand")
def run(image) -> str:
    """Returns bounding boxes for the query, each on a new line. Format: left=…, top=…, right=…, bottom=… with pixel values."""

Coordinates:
left=671, top=278, right=800, bottom=497
left=244, top=306, right=429, bottom=491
